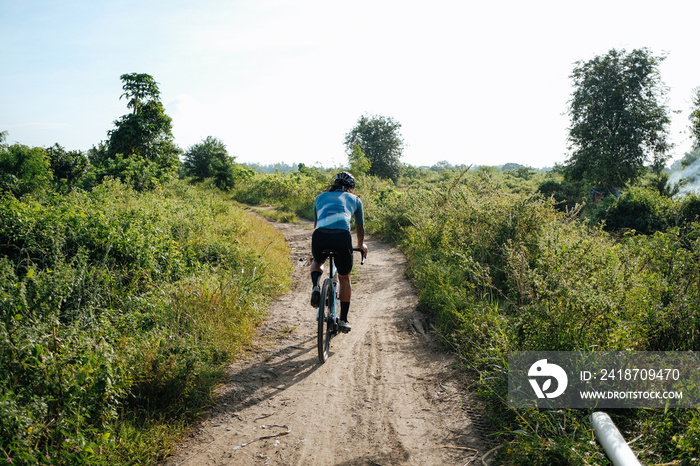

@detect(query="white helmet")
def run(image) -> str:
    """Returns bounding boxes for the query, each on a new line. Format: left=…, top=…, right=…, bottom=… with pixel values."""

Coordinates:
left=334, top=171, right=355, bottom=189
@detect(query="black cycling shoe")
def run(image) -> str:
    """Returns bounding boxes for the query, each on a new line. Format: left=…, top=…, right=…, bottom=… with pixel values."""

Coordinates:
left=310, top=286, right=320, bottom=307
left=338, top=320, right=351, bottom=333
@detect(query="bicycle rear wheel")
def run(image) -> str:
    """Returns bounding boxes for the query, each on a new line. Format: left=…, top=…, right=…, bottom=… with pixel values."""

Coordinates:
left=317, top=278, right=334, bottom=363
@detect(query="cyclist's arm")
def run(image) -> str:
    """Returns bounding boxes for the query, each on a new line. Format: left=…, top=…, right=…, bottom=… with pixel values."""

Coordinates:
left=356, top=223, right=368, bottom=257
left=354, top=198, right=367, bottom=256
left=313, top=201, right=318, bottom=229
left=356, top=223, right=364, bottom=245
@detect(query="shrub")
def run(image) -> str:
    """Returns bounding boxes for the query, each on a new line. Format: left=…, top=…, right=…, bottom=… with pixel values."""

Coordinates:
left=233, top=169, right=328, bottom=219
left=182, top=136, right=254, bottom=190
left=0, top=144, right=52, bottom=197
left=536, top=179, right=582, bottom=212
left=679, top=193, right=700, bottom=226
left=366, top=169, right=700, bottom=464
left=45, top=144, right=90, bottom=193
left=0, top=179, right=290, bottom=464
left=595, top=187, right=675, bottom=234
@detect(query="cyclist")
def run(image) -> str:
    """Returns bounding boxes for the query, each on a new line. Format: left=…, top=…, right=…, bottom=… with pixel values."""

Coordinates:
left=310, top=171, right=368, bottom=333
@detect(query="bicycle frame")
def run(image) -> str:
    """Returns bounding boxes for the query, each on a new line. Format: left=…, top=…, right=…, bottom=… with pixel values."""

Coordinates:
left=317, top=248, right=364, bottom=363
left=315, top=253, right=338, bottom=324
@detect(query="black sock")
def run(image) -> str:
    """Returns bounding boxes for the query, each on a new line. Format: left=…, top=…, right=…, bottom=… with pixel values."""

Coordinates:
left=340, top=301, right=350, bottom=321
left=311, top=271, right=322, bottom=287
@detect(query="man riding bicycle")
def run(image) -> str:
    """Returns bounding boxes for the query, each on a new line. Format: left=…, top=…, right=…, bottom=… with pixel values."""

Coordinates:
left=310, top=171, right=368, bottom=333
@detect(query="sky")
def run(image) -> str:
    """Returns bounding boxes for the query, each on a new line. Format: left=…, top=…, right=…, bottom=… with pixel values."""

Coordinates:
left=1, top=0, right=699, bottom=169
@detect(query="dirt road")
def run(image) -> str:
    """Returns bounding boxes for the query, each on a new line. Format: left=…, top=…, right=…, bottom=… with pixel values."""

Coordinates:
left=163, top=219, right=489, bottom=465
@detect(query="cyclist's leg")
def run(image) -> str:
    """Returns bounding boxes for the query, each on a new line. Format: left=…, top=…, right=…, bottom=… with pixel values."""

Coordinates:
left=337, top=273, right=352, bottom=332
left=310, top=260, right=323, bottom=274
left=333, top=230, right=354, bottom=318
left=335, top=245, right=353, bottom=331
left=310, top=229, right=328, bottom=307
left=309, top=262, right=322, bottom=307
left=310, top=229, right=328, bottom=276
left=338, top=274, right=351, bottom=302
left=309, top=260, right=323, bottom=307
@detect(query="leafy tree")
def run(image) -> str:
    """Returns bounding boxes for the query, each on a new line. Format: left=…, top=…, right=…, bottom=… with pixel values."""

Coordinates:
left=0, top=143, right=52, bottom=197
left=119, top=72, right=160, bottom=115
left=105, top=73, right=181, bottom=181
left=565, top=48, right=671, bottom=190
left=344, top=114, right=404, bottom=181
left=183, top=136, right=252, bottom=190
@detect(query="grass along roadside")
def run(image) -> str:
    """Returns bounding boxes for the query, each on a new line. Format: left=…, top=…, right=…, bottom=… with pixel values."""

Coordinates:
left=230, top=168, right=700, bottom=463
left=0, top=180, right=292, bottom=465
left=368, top=176, right=700, bottom=464
left=250, top=206, right=300, bottom=223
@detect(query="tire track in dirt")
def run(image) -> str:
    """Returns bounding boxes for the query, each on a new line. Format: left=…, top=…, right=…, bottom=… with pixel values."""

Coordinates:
left=162, top=218, right=488, bottom=465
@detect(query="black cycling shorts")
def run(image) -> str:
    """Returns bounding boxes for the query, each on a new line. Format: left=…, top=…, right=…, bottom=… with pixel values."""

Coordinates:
left=312, top=228, right=353, bottom=275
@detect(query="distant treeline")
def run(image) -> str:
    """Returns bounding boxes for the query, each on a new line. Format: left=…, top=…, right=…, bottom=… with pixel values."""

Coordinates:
left=242, top=160, right=553, bottom=174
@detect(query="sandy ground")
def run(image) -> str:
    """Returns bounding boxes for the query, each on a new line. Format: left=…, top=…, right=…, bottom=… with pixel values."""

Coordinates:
left=162, top=218, right=491, bottom=466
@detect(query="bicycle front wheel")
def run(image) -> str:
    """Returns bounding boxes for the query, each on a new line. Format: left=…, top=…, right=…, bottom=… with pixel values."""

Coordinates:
left=317, top=278, right=334, bottom=363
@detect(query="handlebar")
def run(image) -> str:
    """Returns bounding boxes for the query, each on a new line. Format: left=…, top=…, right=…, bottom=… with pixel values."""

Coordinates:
left=353, top=247, right=366, bottom=265
left=322, top=248, right=366, bottom=265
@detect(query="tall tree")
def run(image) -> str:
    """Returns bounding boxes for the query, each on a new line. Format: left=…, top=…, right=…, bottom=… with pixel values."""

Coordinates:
left=119, top=72, right=160, bottom=115
left=106, top=73, right=180, bottom=169
left=565, top=48, right=671, bottom=189
left=344, top=114, right=404, bottom=181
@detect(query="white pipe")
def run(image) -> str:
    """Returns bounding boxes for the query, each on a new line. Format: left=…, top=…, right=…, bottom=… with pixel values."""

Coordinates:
left=591, top=412, right=642, bottom=466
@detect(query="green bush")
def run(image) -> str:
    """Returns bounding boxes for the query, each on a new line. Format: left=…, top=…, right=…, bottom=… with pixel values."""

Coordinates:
left=366, top=170, right=700, bottom=464
left=93, top=152, right=177, bottom=191
left=0, top=144, right=52, bottom=197
left=182, top=136, right=254, bottom=190
left=45, top=144, right=90, bottom=193
left=594, top=187, right=675, bottom=234
left=536, top=178, right=583, bottom=212
left=0, top=179, right=290, bottom=464
left=679, top=193, right=700, bottom=225
left=233, top=168, right=329, bottom=219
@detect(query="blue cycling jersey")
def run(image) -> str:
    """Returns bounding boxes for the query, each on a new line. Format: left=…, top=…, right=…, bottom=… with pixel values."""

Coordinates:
left=314, top=190, right=364, bottom=231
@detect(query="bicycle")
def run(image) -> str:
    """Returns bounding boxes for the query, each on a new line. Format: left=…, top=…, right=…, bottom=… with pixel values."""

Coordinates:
left=317, top=247, right=365, bottom=364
